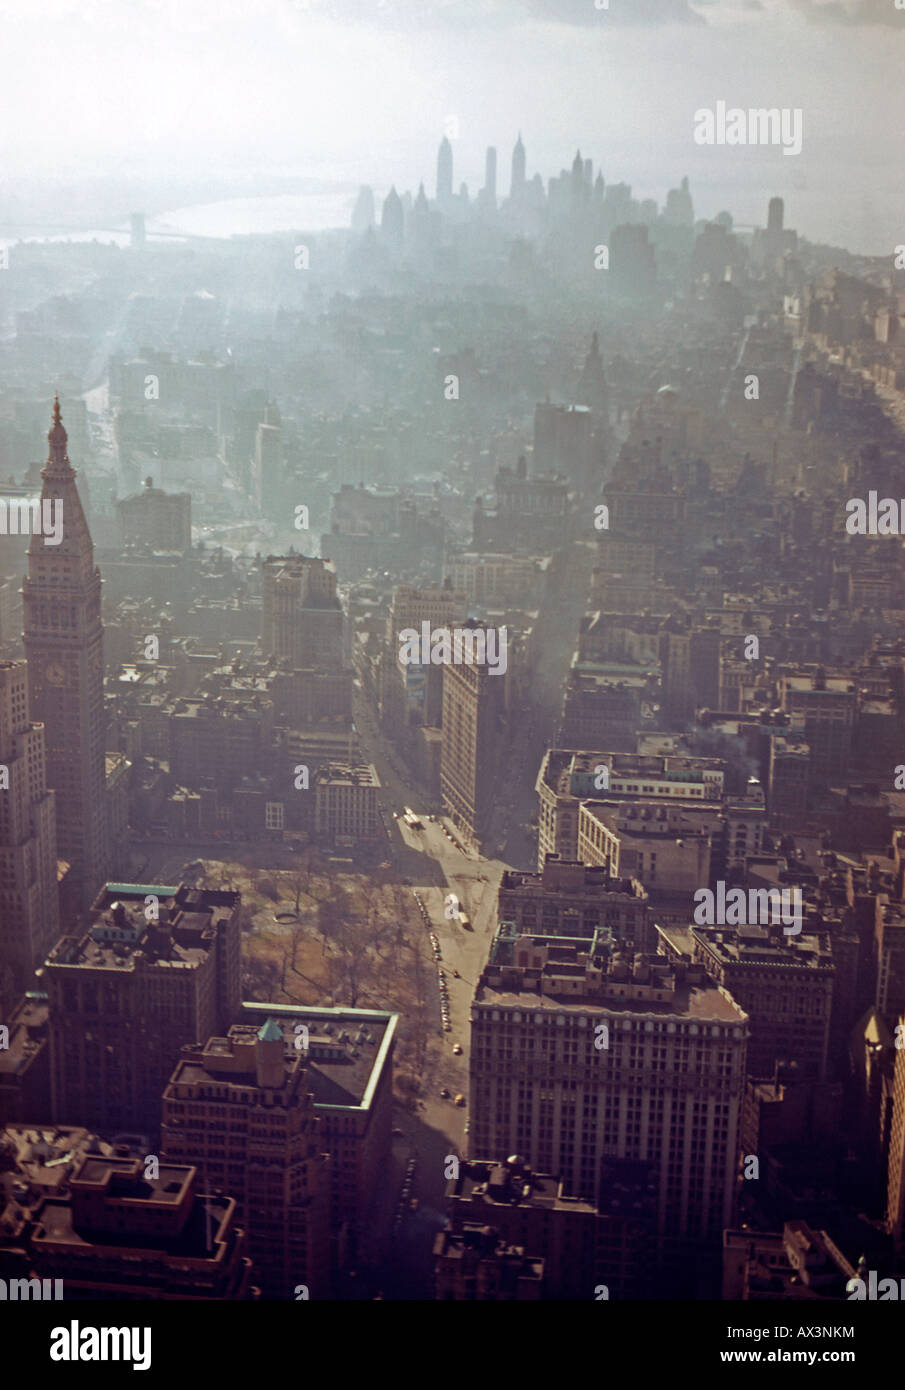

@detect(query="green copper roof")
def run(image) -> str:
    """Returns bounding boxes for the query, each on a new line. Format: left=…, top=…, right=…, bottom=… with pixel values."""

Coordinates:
left=257, top=1018, right=283, bottom=1043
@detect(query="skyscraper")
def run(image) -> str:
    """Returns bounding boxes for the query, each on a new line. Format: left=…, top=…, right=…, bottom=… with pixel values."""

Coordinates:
left=483, top=146, right=497, bottom=209
left=437, top=135, right=453, bottom=203
left=440, top=627, right=507, bottom=848
left=260, top=554, right=344, bottom=669
left=511, top=132, right=526, bottom=197
left=470, top=926, right=748, bottom=1278
left=351, top=184, right=376, bottom=233
left=0, top=659, right=59, bottom=995
left=22, top=400, right=108, bottom=913
left=380, top=185, right=404, bottom=247
left=162, top=1020, right=331, bottom=1298
left=886, top=1011, right=905, bottom=1252
left=576, top=331, right=609, bottom=415
left=44, top=883, right=242, bottom=1135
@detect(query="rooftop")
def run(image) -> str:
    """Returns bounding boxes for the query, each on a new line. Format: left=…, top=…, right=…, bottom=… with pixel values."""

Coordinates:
left=238, top=1003, right=397, bottom=1111
left=46, top=883, right=237, bottom=975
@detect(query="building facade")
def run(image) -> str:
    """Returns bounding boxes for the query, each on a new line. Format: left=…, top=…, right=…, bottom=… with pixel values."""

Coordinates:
left=469, top=925, right=748, bottom=1272
left=0, top=660, right=59, bottom=991
left=22, top=401, right=109, bottom=911
left=43, top=883, right=241, bottom=1136
left=161, top=1021, right=331, bottom=1299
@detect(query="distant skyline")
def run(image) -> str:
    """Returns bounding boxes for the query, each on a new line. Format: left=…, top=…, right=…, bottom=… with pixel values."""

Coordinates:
left=1, top=0, right=902, bottom=253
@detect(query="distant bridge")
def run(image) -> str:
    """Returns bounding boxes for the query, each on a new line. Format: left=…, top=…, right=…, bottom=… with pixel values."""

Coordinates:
left=0, top=221, right=223, bottom=242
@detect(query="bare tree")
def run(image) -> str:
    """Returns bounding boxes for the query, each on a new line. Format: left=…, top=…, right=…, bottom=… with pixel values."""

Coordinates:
left=289, top=871, right=306, bottom=914
left=332, top=914, right=371, bottom=1008
left=242, top=955, right=280, bottom=1001
left=289, top=915, right=309, bottom=973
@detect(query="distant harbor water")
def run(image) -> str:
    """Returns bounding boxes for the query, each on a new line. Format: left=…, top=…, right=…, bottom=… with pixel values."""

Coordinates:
left=151, top=190, right=366, bottom=238
left=0, top=189, right=372, bottom=251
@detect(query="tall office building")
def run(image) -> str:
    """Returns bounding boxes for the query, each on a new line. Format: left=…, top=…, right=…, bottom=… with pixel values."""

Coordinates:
left=511, top=132, right=526, bottom=196
left=576, top=332, right=609, bottom=415
left=886, top=1013, right=905, bottom=1252
left=440, top=625, right=506, bottom=846
left=483, top=146, right=497, bottom=209
left=381, top=186, right=404, bottom=247
left=260, top=555, right=344, bottom=670
left=23, top=399, right=108, bottom=912
left=437, top=135, right=453, bottom=203
left=533, top=401, right=596, bottom=491
left=0, top=660, right=59, bottom=993
left=237, top=1003, right=397, bottom=1265
left=43, top=883, right=241, bottom=1136
left=381, top=582, right=468, bottom=730
left=674, top=923, right=835, bottom=1082
left=116, top=479, right=192, bottom=555
left=253, top=404, right=282, bottom=514
left=439, top=1155, right=653, bottom=1300
left=162, top=1021, right=331, bottom=1298
left=470, top=925, right=747, bottom=1275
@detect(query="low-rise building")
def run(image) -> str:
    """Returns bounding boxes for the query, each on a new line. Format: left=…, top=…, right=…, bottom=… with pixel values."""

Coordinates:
left=314, top=763, right=380, bottom=841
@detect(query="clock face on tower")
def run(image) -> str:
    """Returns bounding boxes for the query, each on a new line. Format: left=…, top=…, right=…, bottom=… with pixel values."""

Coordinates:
left=45, top=661, right=67, bottom=687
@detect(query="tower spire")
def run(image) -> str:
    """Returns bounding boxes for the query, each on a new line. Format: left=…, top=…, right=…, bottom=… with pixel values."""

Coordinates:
left=46, top=395, right=73, bottom=476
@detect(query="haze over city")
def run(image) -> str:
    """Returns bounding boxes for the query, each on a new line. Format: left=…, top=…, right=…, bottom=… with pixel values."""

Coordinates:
left=0, top=0, right=904, bottom=1362
left=1, top=0, right=903, bottom=252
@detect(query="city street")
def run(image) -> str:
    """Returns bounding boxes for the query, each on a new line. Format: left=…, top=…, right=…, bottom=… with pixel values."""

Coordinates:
left=126, top=687, right=535, bottom=1292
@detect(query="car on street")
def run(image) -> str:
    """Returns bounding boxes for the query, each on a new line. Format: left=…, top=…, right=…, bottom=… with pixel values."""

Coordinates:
left=440, top=1087, right=450, bottom=1098
left=452, top=1044, right=462, bottom=1055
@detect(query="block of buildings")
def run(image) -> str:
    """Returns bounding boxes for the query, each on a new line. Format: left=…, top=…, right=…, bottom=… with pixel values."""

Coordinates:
left=0, top=1134, right=254, bottom=1300
left=497, top=855, right=649, bottom=949
left=469, top=923, right=748, bottom=1279
left=659, top=922, right=835, bottom=1082
left=43, top=883, right=241, bottom=1136
left=161, top=1021, right=330, bottom=1298
left=434, top=1225, right=544, bottom=1300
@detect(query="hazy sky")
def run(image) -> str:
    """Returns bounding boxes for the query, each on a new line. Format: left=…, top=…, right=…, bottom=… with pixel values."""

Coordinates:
left=1, top=0, right=902, bottom=251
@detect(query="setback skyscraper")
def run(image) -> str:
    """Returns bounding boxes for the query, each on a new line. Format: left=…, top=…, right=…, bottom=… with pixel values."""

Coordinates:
left=22, top=400, right=108, bottom=912
left=0, top=659, right=59, bottom=994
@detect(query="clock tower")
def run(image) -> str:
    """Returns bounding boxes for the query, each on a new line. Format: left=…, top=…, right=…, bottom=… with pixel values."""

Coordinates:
left=23, top=398, right=109, bottom=912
